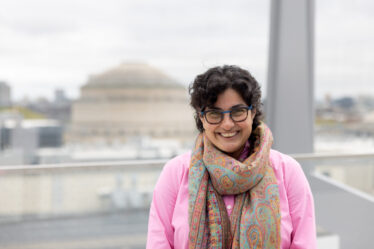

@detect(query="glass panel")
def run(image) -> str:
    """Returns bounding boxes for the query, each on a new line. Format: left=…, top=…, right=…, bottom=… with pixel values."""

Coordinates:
left=315, top=0, right=374, bottom=153
left=0, top=0, right=270, bottom=165
left=0, top=162, right=164, bottom=248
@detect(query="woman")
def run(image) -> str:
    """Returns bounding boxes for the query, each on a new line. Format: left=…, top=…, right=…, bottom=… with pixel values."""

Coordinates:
left=147, top=65, right=316, bottom=249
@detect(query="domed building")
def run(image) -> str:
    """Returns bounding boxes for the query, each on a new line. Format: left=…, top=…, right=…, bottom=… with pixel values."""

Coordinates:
left=66, top=63, right=196, bottom=145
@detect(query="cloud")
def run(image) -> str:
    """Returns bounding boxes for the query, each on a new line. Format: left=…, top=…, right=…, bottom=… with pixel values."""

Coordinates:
left=0, top=0, right=374, bottom=100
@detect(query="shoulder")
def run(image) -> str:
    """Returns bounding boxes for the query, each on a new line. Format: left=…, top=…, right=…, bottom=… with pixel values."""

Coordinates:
left=159, top=151, right=191, bottom=184
left=163, top=151, right=191, bottom=173
left=269, top=149, right=301, bottom=172
left=269, top=149, right=307, bottom=189
left=269, top=149, right=300, bottom=168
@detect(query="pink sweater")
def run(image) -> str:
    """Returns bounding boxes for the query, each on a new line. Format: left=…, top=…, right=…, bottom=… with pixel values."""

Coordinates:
left=147, top=150, right=317, bottom=249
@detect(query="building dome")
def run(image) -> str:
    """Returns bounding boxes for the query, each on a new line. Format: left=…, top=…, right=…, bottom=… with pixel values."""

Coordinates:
left=67, top=62, right=196, bottom=146
left=83, top=62, right=183, bottom=89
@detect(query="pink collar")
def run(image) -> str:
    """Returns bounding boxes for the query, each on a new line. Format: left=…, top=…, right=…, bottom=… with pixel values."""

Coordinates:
left=238, top=140, right=250, bottom=162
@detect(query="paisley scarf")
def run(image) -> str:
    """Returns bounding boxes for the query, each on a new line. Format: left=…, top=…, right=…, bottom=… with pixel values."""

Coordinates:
left=188, top=122, right=281, bottom=248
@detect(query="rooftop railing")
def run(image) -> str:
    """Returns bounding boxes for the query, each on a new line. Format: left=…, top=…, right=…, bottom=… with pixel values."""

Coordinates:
left=294, top=152, right=374, bottom=249
left=0, top=152, right=373, bottom=249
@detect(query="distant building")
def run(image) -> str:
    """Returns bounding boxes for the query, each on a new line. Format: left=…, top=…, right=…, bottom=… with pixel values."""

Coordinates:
left=0, top=81, right=11, bottom=107
left=0, top=114, right=63, bottom=164
left=54, top=89, right=70, bottom=106
left=66, top=62, right=196, bottom=145
left=23, top=89, right=72, bottom=124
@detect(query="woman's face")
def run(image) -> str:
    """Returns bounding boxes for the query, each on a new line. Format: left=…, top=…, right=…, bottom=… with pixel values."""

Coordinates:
left=200, top=88, right=256, bottom=159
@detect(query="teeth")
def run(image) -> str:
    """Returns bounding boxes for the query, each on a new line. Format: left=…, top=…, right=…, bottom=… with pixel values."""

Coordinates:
left=220, top=132, right=237, bottom=138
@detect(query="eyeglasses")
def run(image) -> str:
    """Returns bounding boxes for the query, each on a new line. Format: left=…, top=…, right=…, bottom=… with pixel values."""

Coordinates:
left=200, top=105, right=253, bottom=124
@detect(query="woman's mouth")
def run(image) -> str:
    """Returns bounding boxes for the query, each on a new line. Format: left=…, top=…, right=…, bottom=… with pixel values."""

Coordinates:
left=219, top=131, right=238, bottom=138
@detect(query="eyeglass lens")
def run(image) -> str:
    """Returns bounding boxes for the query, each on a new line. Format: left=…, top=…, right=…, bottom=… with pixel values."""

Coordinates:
left=205, top=107, right=248, bottom=124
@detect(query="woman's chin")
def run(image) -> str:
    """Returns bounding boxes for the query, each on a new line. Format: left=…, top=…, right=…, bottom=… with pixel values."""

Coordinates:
left=217, top=144, right=243, bottom=157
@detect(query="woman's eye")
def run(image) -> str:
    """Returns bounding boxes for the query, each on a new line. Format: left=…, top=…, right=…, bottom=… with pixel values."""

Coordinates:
left=232, top=109, right=246, bottom=117
left=207, top=111, right=221, bottom=118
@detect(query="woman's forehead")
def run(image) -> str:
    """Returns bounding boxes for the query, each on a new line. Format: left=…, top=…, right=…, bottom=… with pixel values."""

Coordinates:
left=214, top=88, right=246, bottom=108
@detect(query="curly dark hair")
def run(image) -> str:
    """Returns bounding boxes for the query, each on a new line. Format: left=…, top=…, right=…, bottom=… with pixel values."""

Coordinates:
left=189, top=65, right=264, bottom=149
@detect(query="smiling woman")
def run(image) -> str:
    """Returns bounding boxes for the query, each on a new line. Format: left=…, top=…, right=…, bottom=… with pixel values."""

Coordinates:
left=146, top=65, right=317, bottom=249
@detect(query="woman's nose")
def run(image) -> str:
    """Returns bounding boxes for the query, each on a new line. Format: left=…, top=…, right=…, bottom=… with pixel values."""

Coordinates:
left=220, top=113, right=235, bottom=129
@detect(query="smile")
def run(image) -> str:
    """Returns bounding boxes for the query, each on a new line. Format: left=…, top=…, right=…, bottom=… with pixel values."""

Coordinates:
left=219, top=131, right=238, bottom=138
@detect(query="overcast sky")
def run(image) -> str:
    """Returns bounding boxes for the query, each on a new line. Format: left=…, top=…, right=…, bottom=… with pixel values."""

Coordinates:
left=1, top=0, right=374, bottom=101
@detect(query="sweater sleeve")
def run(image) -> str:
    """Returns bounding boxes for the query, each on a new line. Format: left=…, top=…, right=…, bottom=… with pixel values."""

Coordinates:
left=284, top=156, right=317, bottom=249
left=146, top=155, right=185, bottom=249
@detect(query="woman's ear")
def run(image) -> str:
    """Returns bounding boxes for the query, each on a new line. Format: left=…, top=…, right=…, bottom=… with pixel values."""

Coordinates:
left=198, top=112, right=207, bottom=130
left=199, top=113, right=205, bottom=124
left=251, top=109, right=257, bottom=119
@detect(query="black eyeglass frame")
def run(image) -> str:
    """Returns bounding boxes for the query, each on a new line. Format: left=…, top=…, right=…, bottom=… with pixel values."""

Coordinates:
left=200, top=105, right=253, bottom=124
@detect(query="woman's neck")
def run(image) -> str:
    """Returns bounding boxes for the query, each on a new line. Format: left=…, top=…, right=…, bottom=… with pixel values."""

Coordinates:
left=227, top=141, right=250, bottom=161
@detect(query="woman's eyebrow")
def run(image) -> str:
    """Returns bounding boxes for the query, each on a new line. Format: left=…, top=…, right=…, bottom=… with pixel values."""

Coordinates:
left=209, top=104, right=247, bottom=110
left=206, top=106, right=222, bottom=111
left=231, top=104, right=247, bottom=109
